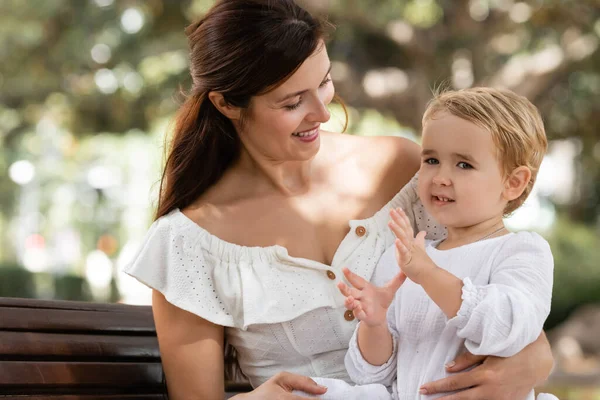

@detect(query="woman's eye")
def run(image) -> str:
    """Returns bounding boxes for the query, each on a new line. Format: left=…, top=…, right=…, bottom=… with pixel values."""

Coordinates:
left=457, top=161, right=473, bottom=169
left=424, top=158, right=439, bottom=165
left=319, top=77, right=332, bottom=88
left=285, top=99, right=302, bottom=110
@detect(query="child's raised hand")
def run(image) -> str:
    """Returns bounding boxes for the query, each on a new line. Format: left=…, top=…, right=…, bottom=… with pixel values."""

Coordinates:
left=388, top=208, right=435, bottom=285
left=337, top=267, right=406, bottom=328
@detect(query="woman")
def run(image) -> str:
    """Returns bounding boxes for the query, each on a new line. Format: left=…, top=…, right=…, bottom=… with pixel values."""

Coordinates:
left=124, top=1, right=554, bottom=399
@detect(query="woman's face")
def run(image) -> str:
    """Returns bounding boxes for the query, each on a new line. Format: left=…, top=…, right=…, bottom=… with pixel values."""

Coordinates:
left=235, top=43, right=334, bottom=162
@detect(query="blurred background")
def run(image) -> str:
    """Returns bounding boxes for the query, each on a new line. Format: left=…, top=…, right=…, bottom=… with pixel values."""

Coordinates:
left=0, top=0, right=598, bottom=397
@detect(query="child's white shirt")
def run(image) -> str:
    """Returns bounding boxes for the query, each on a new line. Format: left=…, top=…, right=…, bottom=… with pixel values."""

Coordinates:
left=344, top=231, right=554, bottom=399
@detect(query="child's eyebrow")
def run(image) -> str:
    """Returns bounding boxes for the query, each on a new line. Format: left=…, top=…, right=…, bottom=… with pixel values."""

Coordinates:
left=453, top=152, right=476, bottom=162
left=421, top=149, right=478, bottom=163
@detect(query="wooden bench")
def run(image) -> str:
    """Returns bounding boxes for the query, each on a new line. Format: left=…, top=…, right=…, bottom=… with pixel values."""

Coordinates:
left=0, top=297, right=251, bottom=399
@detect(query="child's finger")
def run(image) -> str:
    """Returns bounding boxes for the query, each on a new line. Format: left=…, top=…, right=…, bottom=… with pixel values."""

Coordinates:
left=354, top=304, right=367, bottom=321
left=385, top=271, right=407, bottom=293
left=337, top=282, right=351, bottom=297
left=395, top=238, right=408, bottom=255
left=395, top=227, right=413, bottom=248
left=394, top=240, right=405, bottom=265
left=390, top=209, right=409, bottom=231
left=388, top=221, right=408, bottom=241
left=342, top=267, right=367, bottom=290
left=338, top=282, right=364, bottom=301
left=396, top=208, right=414, bottom=236
left=344, top=295, right=355, bottom=309
left=395, top=239, right=411, bottom=264
left=415, top=231, right=427, bottom=248
left=392, top=212, right=414, bottom=241
left=394, top=208, right=410, bottom=228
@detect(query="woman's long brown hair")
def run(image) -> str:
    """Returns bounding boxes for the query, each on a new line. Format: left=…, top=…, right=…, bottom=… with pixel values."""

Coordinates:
left=154, top=0, right=333, bottom=385
left=155, top=0, right=330, bottom=220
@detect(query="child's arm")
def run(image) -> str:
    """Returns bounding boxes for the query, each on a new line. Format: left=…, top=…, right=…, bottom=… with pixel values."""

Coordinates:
left=390, top=208, right=553, bottom=357
left=337, top=268, right=405, bottom=366
left=389, top=208, right=464, bottom=318
left=343, top=301, right=400, bottom=387
left=446, top=232, right=553, bottom=357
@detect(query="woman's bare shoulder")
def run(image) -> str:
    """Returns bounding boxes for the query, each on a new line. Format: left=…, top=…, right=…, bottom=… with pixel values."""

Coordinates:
left=324, top=134, right=421, bottom=204
left=325, top=132, right=421, bottom=191
left=181, top=185, right=230, bottom=235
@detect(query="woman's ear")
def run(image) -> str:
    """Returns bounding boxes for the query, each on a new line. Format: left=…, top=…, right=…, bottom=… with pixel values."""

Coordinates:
left=208, top=91, right=242, bottom=120
left=503, top=166, right=532, bottom=201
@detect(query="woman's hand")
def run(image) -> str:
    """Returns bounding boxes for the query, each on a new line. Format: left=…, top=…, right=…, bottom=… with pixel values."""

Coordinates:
left=419, top=333, right=554, bottom=399
left=389, top=208, right=435, bottom=285
left=337, top=267, right=406, bottom=328
left=234, top=372, right=327, bottom=399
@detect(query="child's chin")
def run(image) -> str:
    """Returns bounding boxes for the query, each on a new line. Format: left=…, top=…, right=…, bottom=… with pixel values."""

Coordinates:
left=426, top=210, right=454, bottom=227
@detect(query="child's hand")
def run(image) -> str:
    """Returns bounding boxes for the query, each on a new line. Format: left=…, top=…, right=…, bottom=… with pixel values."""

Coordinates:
left=389, top=208, right=436, bottom=285
left=337, top=267, right=406, bottom=328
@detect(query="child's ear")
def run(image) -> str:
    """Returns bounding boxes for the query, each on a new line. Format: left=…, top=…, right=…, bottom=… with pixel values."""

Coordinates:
left=503, top=166, right=532, bottom=201
left=208, top=91, right=242, bottom=120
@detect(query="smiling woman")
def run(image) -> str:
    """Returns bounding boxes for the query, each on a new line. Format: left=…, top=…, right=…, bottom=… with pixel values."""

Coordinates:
left=123, top=1, right=554, bottom=399
left=207, top=44, right=334, bottom=167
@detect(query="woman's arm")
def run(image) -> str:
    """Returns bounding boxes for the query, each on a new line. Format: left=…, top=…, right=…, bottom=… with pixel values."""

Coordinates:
left=152, top=289, right=227, bottom=400
left=419, top=332, right=554, bottom=400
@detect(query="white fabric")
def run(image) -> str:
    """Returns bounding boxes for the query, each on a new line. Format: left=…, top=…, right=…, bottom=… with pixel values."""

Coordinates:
left=293, top=377, right=392, bottom=399
left=343, top=232, right=554, bottom=399
left=295, top=380, right=558, bottom=400
left=123, top=174, right=447, bottom=388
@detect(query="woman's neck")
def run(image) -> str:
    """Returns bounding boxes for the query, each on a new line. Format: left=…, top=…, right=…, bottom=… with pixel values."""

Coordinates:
left=234, top=149, right=315, bottom=196
left=441, top=217, right=507, bottom=249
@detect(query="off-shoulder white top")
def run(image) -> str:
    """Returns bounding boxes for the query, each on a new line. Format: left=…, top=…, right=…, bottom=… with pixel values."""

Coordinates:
left=124, top=175, right=447, bottom=388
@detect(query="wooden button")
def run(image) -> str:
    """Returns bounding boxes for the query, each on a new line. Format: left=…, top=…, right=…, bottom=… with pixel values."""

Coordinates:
left=355, top=226, right=366, bottom=237
left=326, top=270, right=336, bottom=280
left=344, top=309, right=355, bottom=321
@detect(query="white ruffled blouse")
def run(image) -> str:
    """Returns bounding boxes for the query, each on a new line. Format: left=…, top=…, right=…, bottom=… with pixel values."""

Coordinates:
left=123, top=175, right=447, bottom=388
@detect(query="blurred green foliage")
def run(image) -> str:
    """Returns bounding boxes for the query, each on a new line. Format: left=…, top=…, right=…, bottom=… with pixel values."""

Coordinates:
left=546, top=217, right=600, bottom=330
left=0, top=1, right=598, bottom=326
left=0, top=264, right=93, bottom=301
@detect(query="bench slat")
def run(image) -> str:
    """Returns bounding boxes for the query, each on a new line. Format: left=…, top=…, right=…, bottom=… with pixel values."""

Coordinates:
left=0, top=361, right=163, bottom=386
left=0, top=331, right=160, bottom=359
left=0, top=307, right=155, bottom=333
left=0, top=298, right=251, bottom=396
left=0, top=297, right=153, bottom=314
left=0, top=395, right=165, bottom=399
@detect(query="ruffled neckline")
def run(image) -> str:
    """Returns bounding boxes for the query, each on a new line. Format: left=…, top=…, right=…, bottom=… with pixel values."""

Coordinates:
left=167, top=174, right=418, bottom=269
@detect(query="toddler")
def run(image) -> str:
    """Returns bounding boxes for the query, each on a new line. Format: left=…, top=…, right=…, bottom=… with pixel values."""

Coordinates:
left=301, top=87, right=557, bottom=399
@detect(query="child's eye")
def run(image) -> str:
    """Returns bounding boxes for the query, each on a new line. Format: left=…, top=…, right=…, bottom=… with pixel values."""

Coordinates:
left=457, top=161, right=473, bottom=169
left=424, top=158, right=439, bottom=165
left=284, top=99, right=303, bottom=110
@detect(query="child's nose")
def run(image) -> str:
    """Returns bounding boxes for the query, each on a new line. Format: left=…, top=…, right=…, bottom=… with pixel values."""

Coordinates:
left=432, top=174, right=451, bottom=186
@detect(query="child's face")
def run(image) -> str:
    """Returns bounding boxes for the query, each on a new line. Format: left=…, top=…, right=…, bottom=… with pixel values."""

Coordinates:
left=418, top=111, right=509, bottom=228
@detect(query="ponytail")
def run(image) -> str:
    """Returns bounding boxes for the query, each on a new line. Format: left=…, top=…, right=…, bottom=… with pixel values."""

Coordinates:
left=155, top=93, right=241, bottom=220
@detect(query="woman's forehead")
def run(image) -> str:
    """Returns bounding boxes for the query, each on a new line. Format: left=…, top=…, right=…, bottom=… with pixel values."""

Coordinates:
left=266, top=44, right=331, bottom=101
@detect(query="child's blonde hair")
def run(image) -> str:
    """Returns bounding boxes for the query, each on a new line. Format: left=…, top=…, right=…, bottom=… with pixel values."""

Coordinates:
left=422, top=87, right=547, bottom=214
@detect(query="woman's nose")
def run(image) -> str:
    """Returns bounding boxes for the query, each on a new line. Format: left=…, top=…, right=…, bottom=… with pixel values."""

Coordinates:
left=307, top=96, right=331, bottom=123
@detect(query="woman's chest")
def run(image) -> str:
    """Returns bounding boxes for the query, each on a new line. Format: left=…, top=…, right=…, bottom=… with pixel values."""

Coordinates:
left=204, top=187, right=386, bottom=265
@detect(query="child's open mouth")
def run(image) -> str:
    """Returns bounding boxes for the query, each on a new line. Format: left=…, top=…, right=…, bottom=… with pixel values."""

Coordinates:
left=432, top=195, right=455, bottom=204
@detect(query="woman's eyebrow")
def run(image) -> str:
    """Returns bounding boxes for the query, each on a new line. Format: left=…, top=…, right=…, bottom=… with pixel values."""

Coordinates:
left=275, top=64, right=332, bottom=103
